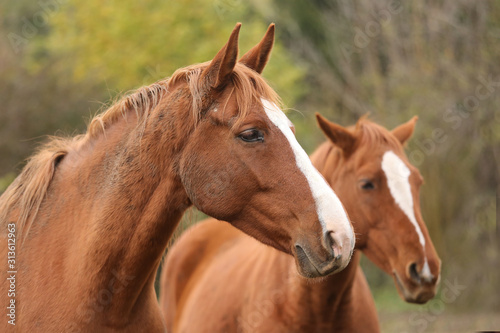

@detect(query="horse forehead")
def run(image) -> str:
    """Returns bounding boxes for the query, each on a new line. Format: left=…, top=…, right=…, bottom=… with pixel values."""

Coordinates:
left=382, top=151, right=410, bottom=176
left=211, top=91, right=239, bottom=117
left=380, top=150, right=421, bottom=182
left=239, top=107, right=273, bottom=126
left=260, top=99, right=293, bottom=128
left=211, top=92, right=271, bottom=125
left=381, top=151, right=413, bottom=201
left=351, top=146, right=388, bottom=173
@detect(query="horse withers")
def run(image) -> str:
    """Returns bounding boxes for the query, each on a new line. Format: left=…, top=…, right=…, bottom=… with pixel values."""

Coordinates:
left=159, top=114, right=441, bottom=332
left=0, top=24, right=354, bottom=332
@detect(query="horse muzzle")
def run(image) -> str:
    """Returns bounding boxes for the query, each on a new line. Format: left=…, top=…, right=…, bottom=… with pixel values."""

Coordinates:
left=393, top=268, right=440, bottom=304
left=294, top=231, right=354, bottom=278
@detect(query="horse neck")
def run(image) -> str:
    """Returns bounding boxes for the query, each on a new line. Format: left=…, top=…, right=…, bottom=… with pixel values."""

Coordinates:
left=29, top=100, right=192, bottom=325
left=284, top=252, right=361, bottom=327
left=281, top=142, right=359, bottom=325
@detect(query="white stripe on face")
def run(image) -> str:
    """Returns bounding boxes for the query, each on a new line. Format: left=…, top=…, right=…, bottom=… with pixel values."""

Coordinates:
left=381, top=151, right=424, bottom=246
left=261, top=100, right=353, bottom=244
left=382, top=151, right=430, bottom=276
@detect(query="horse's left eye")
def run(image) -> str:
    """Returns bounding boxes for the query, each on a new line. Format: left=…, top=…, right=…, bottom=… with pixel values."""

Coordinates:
left=238, top=129, right=264, bottom=143
left=359, top=179, right=375, bottom=190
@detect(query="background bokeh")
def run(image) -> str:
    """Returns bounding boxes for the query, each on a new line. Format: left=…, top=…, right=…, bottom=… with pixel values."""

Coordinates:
left=1, top=0, right=498, bottom=331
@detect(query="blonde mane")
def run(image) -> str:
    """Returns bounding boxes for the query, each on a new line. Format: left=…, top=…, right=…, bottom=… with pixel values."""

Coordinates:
left=87, top=80, right=168, bottom=139
left=0, top=61, right=282, bottom=244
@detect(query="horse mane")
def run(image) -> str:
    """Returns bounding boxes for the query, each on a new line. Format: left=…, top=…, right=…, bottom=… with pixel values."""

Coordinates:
left=0, top=61, right=281, bottom=244
left=0, top=138, right=71, bottom=243
left=87, top=80, right=168, bottom=139
left=0, top=82, right=169, bottom=243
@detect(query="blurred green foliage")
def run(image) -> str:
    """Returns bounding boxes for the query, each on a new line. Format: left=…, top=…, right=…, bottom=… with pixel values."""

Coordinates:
left=0, top=173, right=16, bottom=194
left=35, top=0, right=305, bottom=104
left=1, top=0, right=498, bottom=326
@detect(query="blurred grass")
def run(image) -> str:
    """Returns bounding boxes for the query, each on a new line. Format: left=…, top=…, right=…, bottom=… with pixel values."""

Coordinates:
left=378, top=311, right=500, bottom=333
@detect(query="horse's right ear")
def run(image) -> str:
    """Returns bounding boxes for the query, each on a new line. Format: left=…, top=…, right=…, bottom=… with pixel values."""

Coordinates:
left=201, top=23, right=241, bottom=90
left=239, top=23, right=275, bottom=74
left=316, top=113, right=356, bottom=155
left=391, top=116, right=418, bottom=145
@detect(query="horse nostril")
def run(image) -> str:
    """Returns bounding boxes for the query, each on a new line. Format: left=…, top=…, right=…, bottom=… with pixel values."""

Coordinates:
left=295, top=244, right=306, bottom=260
left=324, top=231, right=341, bottom=259
left=408, top=262, right=421, bottom=284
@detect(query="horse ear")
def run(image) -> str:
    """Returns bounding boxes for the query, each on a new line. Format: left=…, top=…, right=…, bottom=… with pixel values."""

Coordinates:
left=316, top=113, right=356, bottom=155
left=202, top=23, right=241, bottom=90
left=239, top=23, right=275, bottom=74
left=391, top=116, right=418, bottom=145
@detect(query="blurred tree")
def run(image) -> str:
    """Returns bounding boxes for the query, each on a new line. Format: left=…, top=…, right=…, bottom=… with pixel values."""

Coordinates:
left=33, top=0, right=305, bottom=105
left=0, top=1, right=107, bottom=179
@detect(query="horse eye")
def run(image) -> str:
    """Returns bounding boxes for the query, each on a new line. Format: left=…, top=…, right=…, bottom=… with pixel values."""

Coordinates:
left=238, top=129, right=264, bottom=143
left=360, top=180, right=375, bottom=190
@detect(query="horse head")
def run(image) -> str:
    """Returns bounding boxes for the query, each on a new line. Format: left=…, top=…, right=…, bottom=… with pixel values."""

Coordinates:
left=315, top=114, right=441, bottom=302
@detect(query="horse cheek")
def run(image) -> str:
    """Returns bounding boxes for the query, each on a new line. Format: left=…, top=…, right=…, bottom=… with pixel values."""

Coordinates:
left=179, top=149, right=241, bottom=220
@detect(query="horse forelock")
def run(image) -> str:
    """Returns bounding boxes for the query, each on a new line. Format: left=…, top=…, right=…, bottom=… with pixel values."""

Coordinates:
left=316, top=117, right=403, bottom=169
left=353, top=117, right=402, bottom=152
left=87, top=61, right=281, bottom=141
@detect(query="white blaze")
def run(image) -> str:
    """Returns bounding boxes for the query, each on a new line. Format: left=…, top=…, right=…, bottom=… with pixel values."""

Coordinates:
left=261, top=99, right=353, bottom=245
left=421, top=260, right=431, bottom=278
left=382, top=150, right=431, bottom=278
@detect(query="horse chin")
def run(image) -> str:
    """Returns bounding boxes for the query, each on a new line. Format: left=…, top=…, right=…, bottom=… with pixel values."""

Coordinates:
left=294, top=244, right=343, bottom=278
left=294, top=245, right=322, bottom=278
left=392, top=271, right=436, bottom=304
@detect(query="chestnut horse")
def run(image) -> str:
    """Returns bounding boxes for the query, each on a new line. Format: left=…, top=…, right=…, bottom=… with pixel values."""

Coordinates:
left=159, top=114, right=441, bottom=332
left=0, top=25, right=354, bottom=332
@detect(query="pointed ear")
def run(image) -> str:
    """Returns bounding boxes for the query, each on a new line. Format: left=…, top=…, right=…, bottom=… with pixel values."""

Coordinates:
left=316, top=113, right=356, bottom=155
left=239, top=23, right=275, bottom=74
left=201, top=23, right=241, bottom=90
left=391, top=116, right=418, bottom=145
